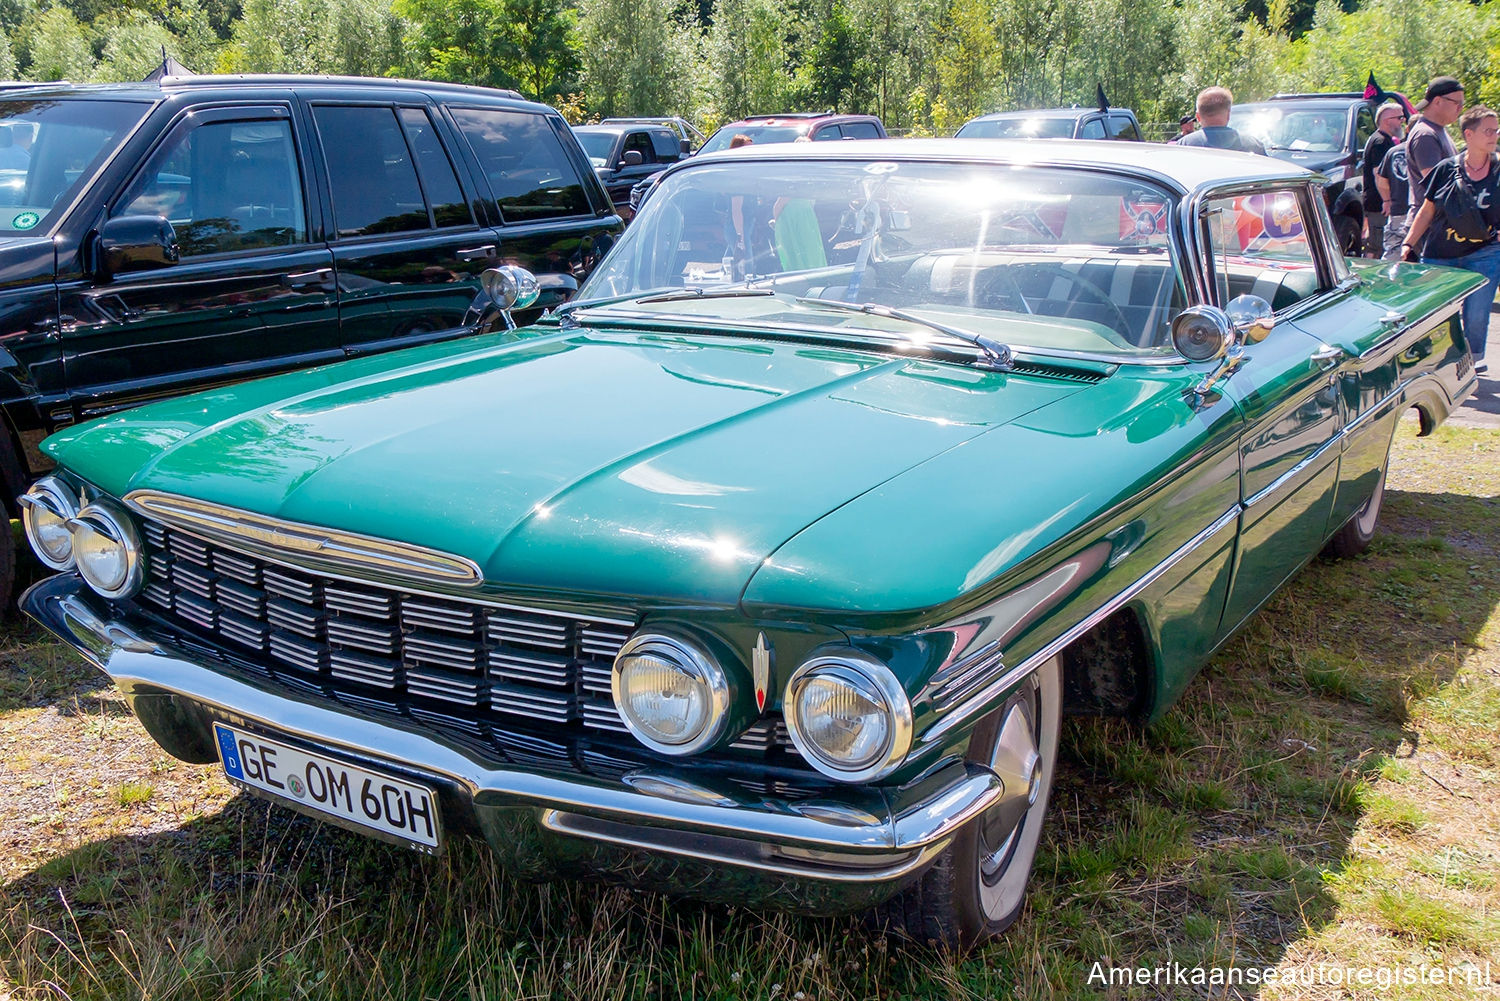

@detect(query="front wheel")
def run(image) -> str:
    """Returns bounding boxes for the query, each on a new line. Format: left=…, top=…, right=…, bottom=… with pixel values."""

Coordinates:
left=1323, top=460, right=1387, bottom=558
left=873, top=656, right=1061, bottom=950
left=1334, top=212, right=1363, bottom=257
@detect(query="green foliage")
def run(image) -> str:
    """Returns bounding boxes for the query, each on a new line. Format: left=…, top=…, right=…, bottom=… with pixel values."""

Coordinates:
left=24, top=7, right=93, bottom=81
left=576, top=0, right=703, bottom=118
left=707, top=0, right=791, bottom=119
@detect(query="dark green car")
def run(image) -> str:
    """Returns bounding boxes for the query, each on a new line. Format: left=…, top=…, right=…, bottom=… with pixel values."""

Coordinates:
left=20, top=139, right=1481, bottom=950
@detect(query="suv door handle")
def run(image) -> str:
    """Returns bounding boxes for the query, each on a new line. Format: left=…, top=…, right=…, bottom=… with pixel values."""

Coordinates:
left=1312, top=345, right=1345, bottom=371
left=457, top=245, right=496, bottom=262
left=283, top=268, right=333, bottom=289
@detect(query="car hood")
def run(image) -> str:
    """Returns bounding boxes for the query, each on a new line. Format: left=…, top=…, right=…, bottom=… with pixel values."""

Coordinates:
left=45, top=327, right=1087, bottom=606
left=1262, top=147, right=1346, bottom=174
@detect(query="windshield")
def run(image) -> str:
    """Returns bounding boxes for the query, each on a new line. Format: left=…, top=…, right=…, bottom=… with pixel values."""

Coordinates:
left=0, top=97, right=150, bottom=234
left=574, top=130, right=618, bottom=168
left=1230, top=105, right=1349, bottom=152
left=957, top=117, right=1075, bottom=139
left=700, top=124, right=811, bottom=154
left=576, top=159, right=1186, bottom=358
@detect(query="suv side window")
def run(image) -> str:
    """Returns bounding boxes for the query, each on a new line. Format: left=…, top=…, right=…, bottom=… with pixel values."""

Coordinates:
left=623, top=130, right=655, bottom=163
left=648, top=129, right=680, bottom=162
left=812, top=126, right=842, bottom=141
left=449, top=107, right=591, bottom=222
left=841, top=121, right=881, bottom=139
left=399, top=106, right=472, bottom=228
left=1355, top=106, right=1375, bottom=152
left=118, top=116, right=307, bottom=257
left=1107, top=115, right=1140, bottom=140
left=1079, top=117, right=1107, bottom=140
left=314, top=105, right=428, bottom=238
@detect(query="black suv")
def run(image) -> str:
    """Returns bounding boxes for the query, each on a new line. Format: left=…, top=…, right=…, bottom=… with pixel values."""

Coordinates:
left=1231, top=92, right=1403, bottom=254
left=572, top=122, right=686, bottom=218
left=0, top=75, right=620, bottom=604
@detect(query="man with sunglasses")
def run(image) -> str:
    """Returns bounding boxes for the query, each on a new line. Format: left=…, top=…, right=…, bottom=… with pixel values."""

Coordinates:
left=1407, top=77, right=1464, bottom=215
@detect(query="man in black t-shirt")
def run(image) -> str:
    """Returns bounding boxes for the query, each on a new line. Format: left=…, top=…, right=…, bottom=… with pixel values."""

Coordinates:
left=1362, top=102, right=1405, bottom=257
left=1407, top=76, right=1463, bottom=212
left=1376, top=143, right=1410, bottom=259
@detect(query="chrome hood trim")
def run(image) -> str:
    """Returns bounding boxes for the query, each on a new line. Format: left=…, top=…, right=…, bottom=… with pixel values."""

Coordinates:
left=124, top=490, right=484, bottom=587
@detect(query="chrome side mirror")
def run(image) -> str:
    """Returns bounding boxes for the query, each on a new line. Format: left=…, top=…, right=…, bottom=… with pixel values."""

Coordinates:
left=1226, top=294, right=1274, bottom=343
left=481, top=266, right=540, bottom=330
left=1171, top=305, right=1234, bottom=361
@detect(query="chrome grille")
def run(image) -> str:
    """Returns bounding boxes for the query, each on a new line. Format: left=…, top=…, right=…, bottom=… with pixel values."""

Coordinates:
left=135, top=520, right=793, bottom=753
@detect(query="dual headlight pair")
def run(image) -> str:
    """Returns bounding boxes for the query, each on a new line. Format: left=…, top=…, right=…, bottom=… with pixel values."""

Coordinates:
left=20, top=476, right=144, bottom=599
left=612, top=633, right=913, bottom=782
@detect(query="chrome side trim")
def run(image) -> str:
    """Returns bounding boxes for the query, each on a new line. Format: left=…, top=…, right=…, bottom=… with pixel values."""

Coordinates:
left=921, top=504, right=1241, bottom=745
left=1243, top=431, right=1342, bottom=512
left=125, top=490, right=484, bottom=587
left=1356, top=300, right=1458, bottom=361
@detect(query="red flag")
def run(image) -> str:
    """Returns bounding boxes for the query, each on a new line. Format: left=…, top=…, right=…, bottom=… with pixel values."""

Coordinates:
left=1364, top=72, right=1379, bottom=100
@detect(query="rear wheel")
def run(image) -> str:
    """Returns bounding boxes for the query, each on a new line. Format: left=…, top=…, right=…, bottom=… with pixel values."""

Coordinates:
left=1323, top=461, right=1386, bottom=558
left=873, top=656, right=1061, bottom=950
left=1334, top=212, right=1362, bottom=257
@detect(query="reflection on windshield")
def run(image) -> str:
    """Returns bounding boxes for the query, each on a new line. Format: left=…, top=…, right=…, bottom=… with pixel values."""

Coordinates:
left=577, top=159, right=1185, bottom=357
left=956, top=118, right=1074, bottom=139
left=1230, top=106, right=1346, bottom=152
left=574, top=131, right=617, bottom=167
left=0, top=98, right=151, bottom=233
left=700, top=125, right=809, bottom=154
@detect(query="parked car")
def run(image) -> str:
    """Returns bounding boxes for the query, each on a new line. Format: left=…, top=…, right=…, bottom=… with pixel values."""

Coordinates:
left=632, top=112, right=888, bottom=214
left=0, top=75, right=620, bottom=608
left=600, top=116, right=705, bottom=154
left=23, top=139, right=1480, bottom=951
left=572, top=122, right=686, bottom=218
left=698, top=111, right=887, bottom=153
left=957, top=106, right=1144, bottom=140
left=1231, top=92, right=1410, bottom=255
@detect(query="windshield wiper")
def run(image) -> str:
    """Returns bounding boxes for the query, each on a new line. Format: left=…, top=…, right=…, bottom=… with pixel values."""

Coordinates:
left=633, top=288, right=777, bottom=304
left=795, top=297, right=1014, bottom=371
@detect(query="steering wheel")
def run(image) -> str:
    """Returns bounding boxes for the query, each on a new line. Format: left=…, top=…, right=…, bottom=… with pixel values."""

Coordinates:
left=981, top=264, right=1133, bottom=341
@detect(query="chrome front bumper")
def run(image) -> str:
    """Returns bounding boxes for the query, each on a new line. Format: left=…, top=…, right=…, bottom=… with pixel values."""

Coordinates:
left=24, top=574, right=1006, bottom=914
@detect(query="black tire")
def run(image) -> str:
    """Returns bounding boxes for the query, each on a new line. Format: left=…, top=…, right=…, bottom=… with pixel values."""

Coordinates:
left=0, top=513, right=16, bottom=615
left=1323, top=460, right=1386, bottom=559
left=1333, top=212, right=1362, bottom=257
left=872, top=656, right=1061, bottom=951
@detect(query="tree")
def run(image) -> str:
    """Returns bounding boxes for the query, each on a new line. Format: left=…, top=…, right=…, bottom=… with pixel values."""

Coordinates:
left=707, top=0, right=790, bottom=119
left=576, top=0, right=703, bottom=116
left=24, top=7, right=94, bottom=80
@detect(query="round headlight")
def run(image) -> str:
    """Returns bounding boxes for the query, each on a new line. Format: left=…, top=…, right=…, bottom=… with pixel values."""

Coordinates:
left=611, top=632, right=731, bottom=755
left=785, top=651, right=913, bottom=783
left=19, top=476, right=80, bottom=570
left=69, top=500, right=144, bottom=599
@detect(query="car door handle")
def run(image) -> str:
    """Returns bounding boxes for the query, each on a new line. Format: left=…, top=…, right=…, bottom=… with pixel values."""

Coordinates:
left=457, top=245, right=496, bottom=262
left=1381, top=310, right=1407, bottom=326
left=283, top=268, right=333, bottom=289
left=1312, top=345, right=1345, bottom=371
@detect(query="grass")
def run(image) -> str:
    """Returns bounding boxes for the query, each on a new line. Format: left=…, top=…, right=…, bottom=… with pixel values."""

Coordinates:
left=2, top=419, right=1499, bottom=999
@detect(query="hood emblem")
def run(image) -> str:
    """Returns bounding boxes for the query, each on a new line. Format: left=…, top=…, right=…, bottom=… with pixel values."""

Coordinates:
left=753, top=632, right=773, bottom=713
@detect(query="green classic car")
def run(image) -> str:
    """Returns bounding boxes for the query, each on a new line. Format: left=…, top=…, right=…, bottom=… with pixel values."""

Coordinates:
left=20, top=140, right=1481, bottom=950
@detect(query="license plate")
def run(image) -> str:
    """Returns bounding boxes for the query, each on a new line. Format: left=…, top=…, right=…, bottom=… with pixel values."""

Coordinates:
left=214, top=723, right=440, bottom=850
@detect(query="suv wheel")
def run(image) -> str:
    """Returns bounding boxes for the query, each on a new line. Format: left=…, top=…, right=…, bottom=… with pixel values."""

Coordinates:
left=1334, top=212, right=1362, bottom=256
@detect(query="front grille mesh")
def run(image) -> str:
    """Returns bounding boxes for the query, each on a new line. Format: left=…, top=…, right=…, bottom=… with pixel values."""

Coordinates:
left=137, top=520, right=791, bottom=753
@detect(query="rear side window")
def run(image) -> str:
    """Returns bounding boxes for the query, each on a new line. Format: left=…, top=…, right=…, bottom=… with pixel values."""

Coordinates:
left=314, top=105, right=428, bottom=238
left=623, top=130, right=655, bottom=162
left=812, top=127, right=842, bottom=142
left=448, top=107, right=591, bottom=222
left=649, top=130, right=680, bottom=161
left=841, top=121, right=881, bottom=139
left=117, top=116, right=306, bottom=256
left=399, top=107, right=472, bottom=228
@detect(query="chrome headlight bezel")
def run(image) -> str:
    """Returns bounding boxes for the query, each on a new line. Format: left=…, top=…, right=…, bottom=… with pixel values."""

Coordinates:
left=784, top=649, right=913, bottom=783
left=19, top=475, right=81, bottom=570
left=611, top=632, right=732, bottom=756
left=69, top=499, right=144, bottom=599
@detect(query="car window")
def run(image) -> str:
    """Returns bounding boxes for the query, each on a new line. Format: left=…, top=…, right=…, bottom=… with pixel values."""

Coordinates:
left=399, top=106, right=472, bottom=228
left=957, top=117, right=1074, bottom=139
left=117, top=116, right=306, bottom=256
left=0, top=98, right=149, bottom=235
left=1355, top=106, right=1374, bottom=151
left=1204, top=189, right=1322, bottom=312
left=623, top=131, right=655, bottom=163
left=812, top=126, right=842, bottom=142
left=449, top=107, right=591, bottom=222
left=1106, top=115, right=1139, bottom=141
left=841, top=121, right=881, bottom=140
left=1079, top=118, right=1106, bottom=140
left=314, top=105, right=428, bottom=238
left=649, top=130, right=680, bottom=162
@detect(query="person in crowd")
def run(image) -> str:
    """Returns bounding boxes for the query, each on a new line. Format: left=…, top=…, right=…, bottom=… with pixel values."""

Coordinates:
left=1170, top=113, right=1196, bottom=143
left=1176, top=87, right=1266, bottom=154
left=1401, top=105, right=1500, bottom=374
left=1362, top=101, right=1405, bottom=256
left=1406, top=76, right=1463, bottom=215
left=1376, top=139, right=1410, bottom=260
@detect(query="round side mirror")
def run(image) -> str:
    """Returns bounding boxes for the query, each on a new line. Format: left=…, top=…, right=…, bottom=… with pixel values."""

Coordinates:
left=1171, top=305, right=1233, bottom=362
left=1225, top=294, right=1275, bottom=343
left=480, top=267, right=541, bottom=330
